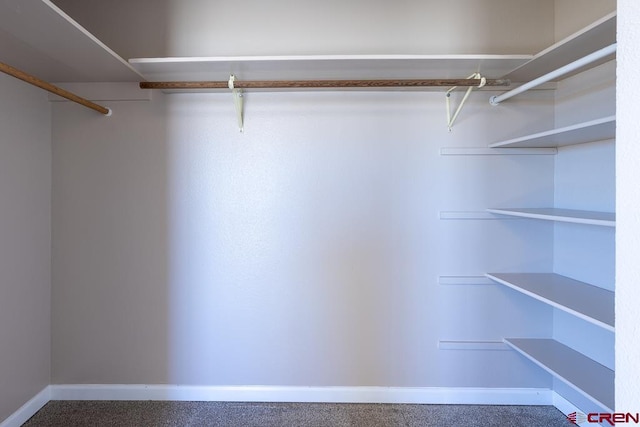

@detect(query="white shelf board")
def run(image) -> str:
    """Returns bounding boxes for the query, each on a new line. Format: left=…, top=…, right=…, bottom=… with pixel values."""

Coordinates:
left=438, top=276, right=496, bottom=286
left=487, top=208, right=615, bottom=227
left=0, top=0, right=142, bottom=82
left=129, top=55, right=532, bottom=83
left=440, top=211, right=507, bottom=220
left=439, top=341, right=510, bottom=351
left=504, top=338, right=614, bottom=411
left=502, top=12, right=616, bottom=82
left=486, top=273, right=614, bottom=331
left=440, top=147, right=557, bottom=156
left=489, top=116, right=615, bottom=149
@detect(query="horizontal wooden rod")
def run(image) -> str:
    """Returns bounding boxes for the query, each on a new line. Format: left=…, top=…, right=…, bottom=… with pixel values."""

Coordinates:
left=0, top=61, right=111, bottom=115
left=140, top=78, right=511, bottom=90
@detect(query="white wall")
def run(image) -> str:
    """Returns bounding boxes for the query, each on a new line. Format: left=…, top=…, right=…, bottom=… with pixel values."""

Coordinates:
left=51, top=94, right=170, bottom=384
left=0, top=75, right=51, bottom=421
left=616, top=0, right=640, bottom=412
left=554, top=0, right=616, bottom=42
left=51, top=85, right=556, bottom=388
left=52, top=0, right=555, bottom=59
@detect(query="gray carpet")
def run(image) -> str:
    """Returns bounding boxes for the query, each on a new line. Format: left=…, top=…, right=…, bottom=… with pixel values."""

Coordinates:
left=22, top=401, right=570, bottom=426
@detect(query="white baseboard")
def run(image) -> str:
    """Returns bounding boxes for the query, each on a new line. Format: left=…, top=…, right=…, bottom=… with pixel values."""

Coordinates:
left=0, top=386, right=50, bottom=427
left=552, top=392, right=581, bottom=416
left=551, top=393, right=606, bottom=427
left=50, top=384, right=552, bottom=405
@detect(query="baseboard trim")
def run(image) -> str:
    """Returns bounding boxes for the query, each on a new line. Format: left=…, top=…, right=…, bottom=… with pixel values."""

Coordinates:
left=552, top=392, right=583, bottom=417
left=0, top=386, right=50, bottom=427
left=552, top=392, right=576, bottom=415
left=50, top=384, right=552, bottom=405
left=551, top=392, right=605, bottom=426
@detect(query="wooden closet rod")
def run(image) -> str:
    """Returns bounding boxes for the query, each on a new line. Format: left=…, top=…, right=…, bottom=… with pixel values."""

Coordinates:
left=0, top=61, right=111, bottom=115
left=140, top=78, right=510, bottom=90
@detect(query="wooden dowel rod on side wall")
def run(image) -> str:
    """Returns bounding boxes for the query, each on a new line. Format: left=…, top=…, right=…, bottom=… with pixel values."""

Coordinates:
left=140, top=78, right=511, bottom=90
left=0, top=61, right=111, bottom=115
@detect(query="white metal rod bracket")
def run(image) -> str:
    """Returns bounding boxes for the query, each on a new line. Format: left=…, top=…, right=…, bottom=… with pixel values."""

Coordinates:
left=228, top=74, right=244, bottom=132
left=446, top=72, right=485, bottom=131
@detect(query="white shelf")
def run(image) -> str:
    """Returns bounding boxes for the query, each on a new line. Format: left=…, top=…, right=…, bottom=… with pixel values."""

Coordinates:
left=489, top=116, right=615, bottom=149
left=486, top=273, right=614, bottom=331
left=502, top=12, right=616, bottom=82
left=504, top=338, right=614, bottom=411
left=487, top=208, right=615, bottom=227
left=129, top=55, right=531, bottom=84
left=440, top=147, right=557, bottom=156
left=0, top=0, right=142, bottom=82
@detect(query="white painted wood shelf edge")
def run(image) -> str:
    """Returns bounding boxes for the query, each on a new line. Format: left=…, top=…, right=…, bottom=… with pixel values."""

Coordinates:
left=504, top=338, right=614, bottom=412
left=486, top=208, right=615, bottom=227
left=488, top=116, right=616, bottom=149
left=440, top=147, right=557, bottom=155
left=486, top=273, right=614, bottom=331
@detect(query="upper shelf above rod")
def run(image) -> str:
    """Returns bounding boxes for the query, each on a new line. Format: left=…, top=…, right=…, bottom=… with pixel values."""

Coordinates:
left=503, top=12, right=616, bottom=83
left=490, top=12, right=616, bottom=105
left=490, top=43, right=616, bottom=106
left=0, top=0, right=142, bottom=82
left=128, top=55, right=531, bottom=86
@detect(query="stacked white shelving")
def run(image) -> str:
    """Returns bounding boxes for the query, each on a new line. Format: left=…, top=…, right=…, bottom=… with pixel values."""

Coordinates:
left=486, top=11, right=616, bottom=413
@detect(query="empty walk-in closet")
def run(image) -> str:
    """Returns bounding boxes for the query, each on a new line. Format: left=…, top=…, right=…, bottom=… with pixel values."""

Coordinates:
left=2, top=0, right=640, bottom=425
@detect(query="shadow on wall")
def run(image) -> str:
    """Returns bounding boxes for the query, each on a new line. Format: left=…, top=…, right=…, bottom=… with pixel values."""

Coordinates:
left=163, top=91, right=437, bottom=386
left=49, top=87, right=446, bottom=389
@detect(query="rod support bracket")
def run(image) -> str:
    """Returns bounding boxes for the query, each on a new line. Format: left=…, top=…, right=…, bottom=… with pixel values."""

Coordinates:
left=228, top=74, right=244, bottom=132
left=446, top=72, right=484, bottom=131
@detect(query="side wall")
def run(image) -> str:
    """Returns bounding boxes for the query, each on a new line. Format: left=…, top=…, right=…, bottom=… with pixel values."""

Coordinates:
left=0, top=75, right=51, bottom=421
left=616, top=0, right=640, bottom=412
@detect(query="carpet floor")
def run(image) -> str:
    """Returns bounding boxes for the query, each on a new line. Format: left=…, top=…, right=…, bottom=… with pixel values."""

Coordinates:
left=22, top=401, right=570, bottom=426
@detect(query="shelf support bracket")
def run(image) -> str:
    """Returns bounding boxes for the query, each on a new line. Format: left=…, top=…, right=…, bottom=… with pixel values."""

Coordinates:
left=228, top=74, right=244, bottom=132
left=446, top=72, right=485, bottom=131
